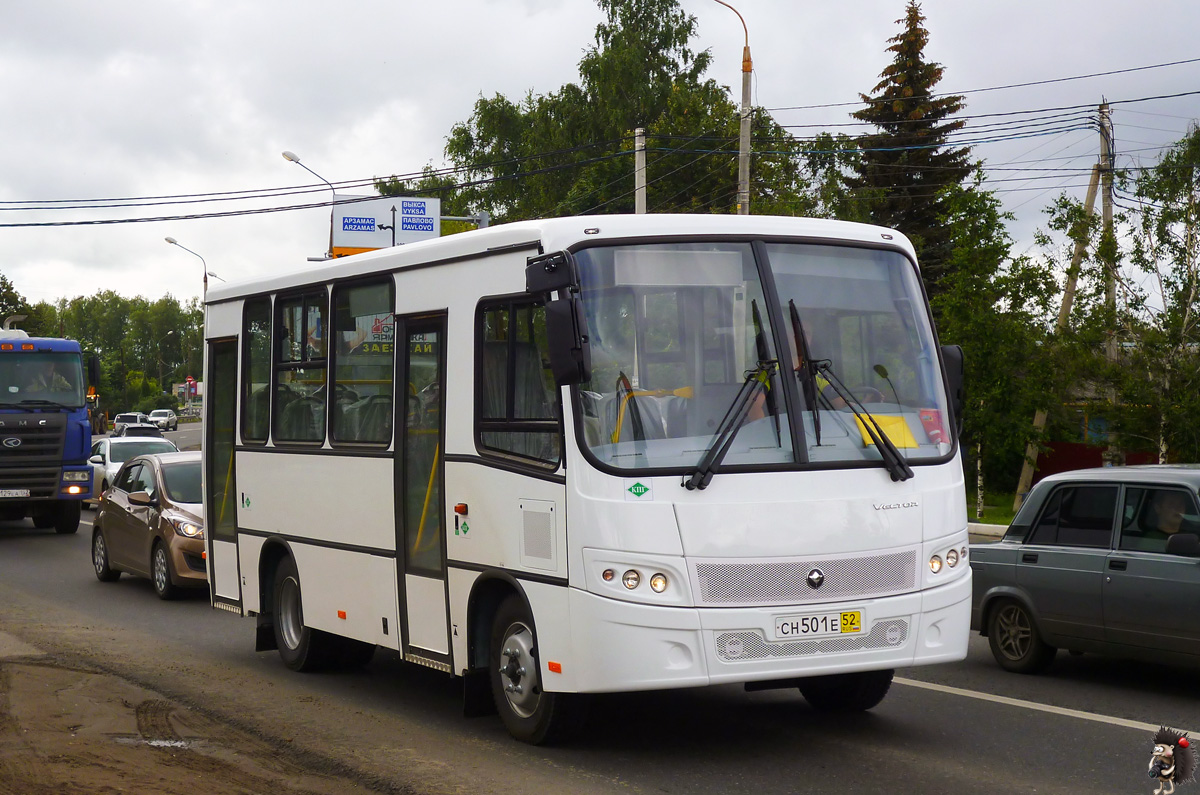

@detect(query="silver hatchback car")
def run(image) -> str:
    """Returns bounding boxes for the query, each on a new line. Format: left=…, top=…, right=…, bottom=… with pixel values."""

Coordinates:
left=971, top=465, right=1200, bottom=673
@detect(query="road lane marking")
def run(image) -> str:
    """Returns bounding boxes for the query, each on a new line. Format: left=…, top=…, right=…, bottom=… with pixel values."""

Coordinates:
left=895, top=677, right=1197, bottom=736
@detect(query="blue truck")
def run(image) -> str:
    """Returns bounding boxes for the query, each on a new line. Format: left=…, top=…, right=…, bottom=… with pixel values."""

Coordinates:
left=0, top=328, right=100, bottom=534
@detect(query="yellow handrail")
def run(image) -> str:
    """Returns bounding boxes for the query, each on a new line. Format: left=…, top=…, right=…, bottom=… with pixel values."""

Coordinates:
left=611, top=386, right=694, bottom=443
left=412, top=441, right=441, bottom=554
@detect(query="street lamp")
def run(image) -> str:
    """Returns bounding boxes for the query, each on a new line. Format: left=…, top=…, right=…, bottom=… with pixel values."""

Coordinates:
left=156, top=330, right=175, bottom=395
left=164, top=237, right=209, bottom=296
left=282, top=150, right=336, bottom=258
left=712, top=0, right=753, bottom=215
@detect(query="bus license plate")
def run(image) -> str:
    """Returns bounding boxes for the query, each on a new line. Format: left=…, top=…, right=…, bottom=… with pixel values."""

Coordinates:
left=0, top=489, right=30, bottom=498
left=774, top=611, right=861, bottom=640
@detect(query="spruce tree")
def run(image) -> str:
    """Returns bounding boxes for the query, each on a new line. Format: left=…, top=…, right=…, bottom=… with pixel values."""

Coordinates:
left=846, top=2, right=973, bottom=298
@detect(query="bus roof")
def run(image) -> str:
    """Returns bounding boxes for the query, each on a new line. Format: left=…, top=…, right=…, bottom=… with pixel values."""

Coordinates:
left=203, top=214, right=916, bottom=305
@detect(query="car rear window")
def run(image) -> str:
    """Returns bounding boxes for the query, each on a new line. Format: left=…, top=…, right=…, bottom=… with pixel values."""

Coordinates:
left=162, top=461, right=202, bottom=504
left=151, top=411, right=169, bottom=417
left=110, top=441, right=177, bottom=463
left=115, top=414, right=138, bottom=422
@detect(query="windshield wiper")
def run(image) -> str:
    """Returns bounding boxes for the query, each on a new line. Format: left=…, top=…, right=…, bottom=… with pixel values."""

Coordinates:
left=750, top=300, right=782, bottom=447
left=683, top=358, right=778, bottom=491
left=814, top=362, right=914, bottom=483
left=788, top=300, right=823, bottom=447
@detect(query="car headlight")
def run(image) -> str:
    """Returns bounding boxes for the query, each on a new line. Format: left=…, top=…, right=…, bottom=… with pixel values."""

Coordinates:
left=169, top=517, right=204, bottom=538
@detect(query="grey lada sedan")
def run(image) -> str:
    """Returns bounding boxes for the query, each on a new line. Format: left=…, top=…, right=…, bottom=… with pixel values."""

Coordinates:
left=971, top=465, right=1200, bottom=673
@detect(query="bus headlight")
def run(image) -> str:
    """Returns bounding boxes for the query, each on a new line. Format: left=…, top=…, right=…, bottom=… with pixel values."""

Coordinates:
left=946, top=548, right=959, bottom=567
left=622, top=570, right=641, bottom=589
left=649, top=573, right=668, bottom=593
left=928, top=555, right=943, bottom=574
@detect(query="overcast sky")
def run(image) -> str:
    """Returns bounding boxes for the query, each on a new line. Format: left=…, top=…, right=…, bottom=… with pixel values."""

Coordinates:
left=4, top=0, right=1198, bottom=307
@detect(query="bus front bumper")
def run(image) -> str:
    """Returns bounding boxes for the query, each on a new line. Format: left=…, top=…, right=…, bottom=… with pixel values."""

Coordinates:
left=562, top=570, right=970, bottom=693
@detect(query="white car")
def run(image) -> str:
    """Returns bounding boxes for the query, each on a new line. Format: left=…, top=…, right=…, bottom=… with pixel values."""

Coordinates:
left=86, top=436, right=179, bottom=506
left=148, top=409, right=179, bottom=431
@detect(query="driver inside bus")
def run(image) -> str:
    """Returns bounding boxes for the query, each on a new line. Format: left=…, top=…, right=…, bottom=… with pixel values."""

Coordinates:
left=23, top=361, right=71, bottom=393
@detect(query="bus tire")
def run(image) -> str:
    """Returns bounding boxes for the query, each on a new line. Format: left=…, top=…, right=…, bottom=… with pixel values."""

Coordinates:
left=54, top=502, right=81, bottom=534
left=798, top=668, right=894, bottom=712
left=489, top=595, right=584, bottom=745
left=92, top=529, right=120, bottom=582
left=271, top=556, right=334, bottom=672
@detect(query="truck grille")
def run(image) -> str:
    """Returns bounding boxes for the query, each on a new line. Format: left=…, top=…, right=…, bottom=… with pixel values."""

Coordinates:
left=692, top=549, right=917, bottom=607
left=0, top=467, right=59, bottom=498
left=0, top=413, right=68, bottom=467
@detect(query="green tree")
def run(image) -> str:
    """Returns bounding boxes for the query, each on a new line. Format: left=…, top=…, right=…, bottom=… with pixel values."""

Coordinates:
left=380, top=0, right=807, bottom=221
left=846, top=2, right=974, bottom=299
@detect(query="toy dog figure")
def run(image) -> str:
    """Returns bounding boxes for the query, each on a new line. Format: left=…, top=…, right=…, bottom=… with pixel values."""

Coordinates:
left=1150, top=726, right=1196, bottom=794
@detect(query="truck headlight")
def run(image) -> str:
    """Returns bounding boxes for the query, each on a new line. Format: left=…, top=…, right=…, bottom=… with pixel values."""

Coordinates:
left=62, top=471, right=90, bottom=482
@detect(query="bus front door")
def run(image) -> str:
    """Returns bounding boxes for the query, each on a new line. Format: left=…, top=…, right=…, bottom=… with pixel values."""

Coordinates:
left=395, top=316, right=451, bottom=670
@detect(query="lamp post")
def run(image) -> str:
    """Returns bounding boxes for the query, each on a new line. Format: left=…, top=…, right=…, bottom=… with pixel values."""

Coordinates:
left=712, top=0, right=752, bottom=215
left=283, top=150, right=336, bottom=258
left=164, top=237, right=209, bottom=297
left=156, top=330, right=175, bottom=395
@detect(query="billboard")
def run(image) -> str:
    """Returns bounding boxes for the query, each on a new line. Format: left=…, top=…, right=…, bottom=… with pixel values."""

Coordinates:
left=331, top=195, right=441, bottom=257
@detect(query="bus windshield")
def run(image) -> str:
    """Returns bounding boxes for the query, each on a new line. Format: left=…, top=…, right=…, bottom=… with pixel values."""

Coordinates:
left=574, top=241, right=951, bottom=473
left=0, top=351, right=86, bottom=408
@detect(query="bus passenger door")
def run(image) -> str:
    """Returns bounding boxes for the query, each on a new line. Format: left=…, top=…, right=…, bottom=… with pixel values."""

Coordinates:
left=205, top=338, right=242, bottom=608
left=395, top=315, right=451, bottom=669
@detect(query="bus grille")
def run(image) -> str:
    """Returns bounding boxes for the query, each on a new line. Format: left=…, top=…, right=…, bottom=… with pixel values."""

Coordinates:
left=693, top=550, right=916, bottom=606
left=715, top=619, right=909, bottom=661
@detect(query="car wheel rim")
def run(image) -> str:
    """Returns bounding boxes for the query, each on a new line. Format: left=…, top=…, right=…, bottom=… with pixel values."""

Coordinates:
left=497, top=621, right=542, bottom=719
left=278, top=576, right=303, bottom=650
left=996, top=605, right=1033, bottom=660
left=93, top=536, right=107, bottom=574
left=153, top=548, right=169, bottom=593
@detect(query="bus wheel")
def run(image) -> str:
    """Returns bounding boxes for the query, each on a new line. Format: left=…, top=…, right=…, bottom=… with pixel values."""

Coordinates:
left=798, top=669, right=894, bottom=712
left=54, top=502, right=81, bottom=534
left=489, top=595, right=583, bottom=745
left=271, top=557, right=332, bottom=672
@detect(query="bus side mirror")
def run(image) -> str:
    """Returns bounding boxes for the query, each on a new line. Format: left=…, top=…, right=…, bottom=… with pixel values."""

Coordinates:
left=526, top=251, right=578, bottom=294
left=941, top=344, right=965, bottom=435
left=544, top=297, right=591, bottom=386
left=87, top=353, right=101, bottom=387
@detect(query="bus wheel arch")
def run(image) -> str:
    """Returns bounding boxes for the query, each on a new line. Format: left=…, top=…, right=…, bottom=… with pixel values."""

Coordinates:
left=480, top=586, right=585, bottom=744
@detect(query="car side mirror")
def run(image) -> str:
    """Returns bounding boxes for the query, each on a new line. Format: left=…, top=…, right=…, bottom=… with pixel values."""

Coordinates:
left=1166, top=532, right=1200, bottom=557
left=128, top=490, right=157, bottom=507
left=89, top=454, right=103, bottom=465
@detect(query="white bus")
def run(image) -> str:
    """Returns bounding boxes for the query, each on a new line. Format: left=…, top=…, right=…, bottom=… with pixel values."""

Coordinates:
left=202, top=214, right=969, bottom=744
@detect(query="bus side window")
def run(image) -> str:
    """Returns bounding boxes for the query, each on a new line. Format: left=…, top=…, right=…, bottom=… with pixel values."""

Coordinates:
left=476, top=299, right=561, bottom=466
left=331, top=280, right=395, bottom=444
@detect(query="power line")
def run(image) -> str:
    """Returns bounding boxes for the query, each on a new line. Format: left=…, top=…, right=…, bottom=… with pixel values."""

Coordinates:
left=765, top=57, right=1200, bottom=112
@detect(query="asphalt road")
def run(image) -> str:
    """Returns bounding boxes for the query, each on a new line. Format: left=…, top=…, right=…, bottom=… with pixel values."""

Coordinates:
left=0, top=485, right=1193, bottom=792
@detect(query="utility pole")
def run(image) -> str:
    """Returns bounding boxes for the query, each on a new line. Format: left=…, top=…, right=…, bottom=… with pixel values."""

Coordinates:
left=1099, top=100, right=1122, bottom=468
left=1013, top=163, right=1101, bottom=511
left=635, top=127, right=647, bottom=214
left=713, top=0, right=752, bottom=215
